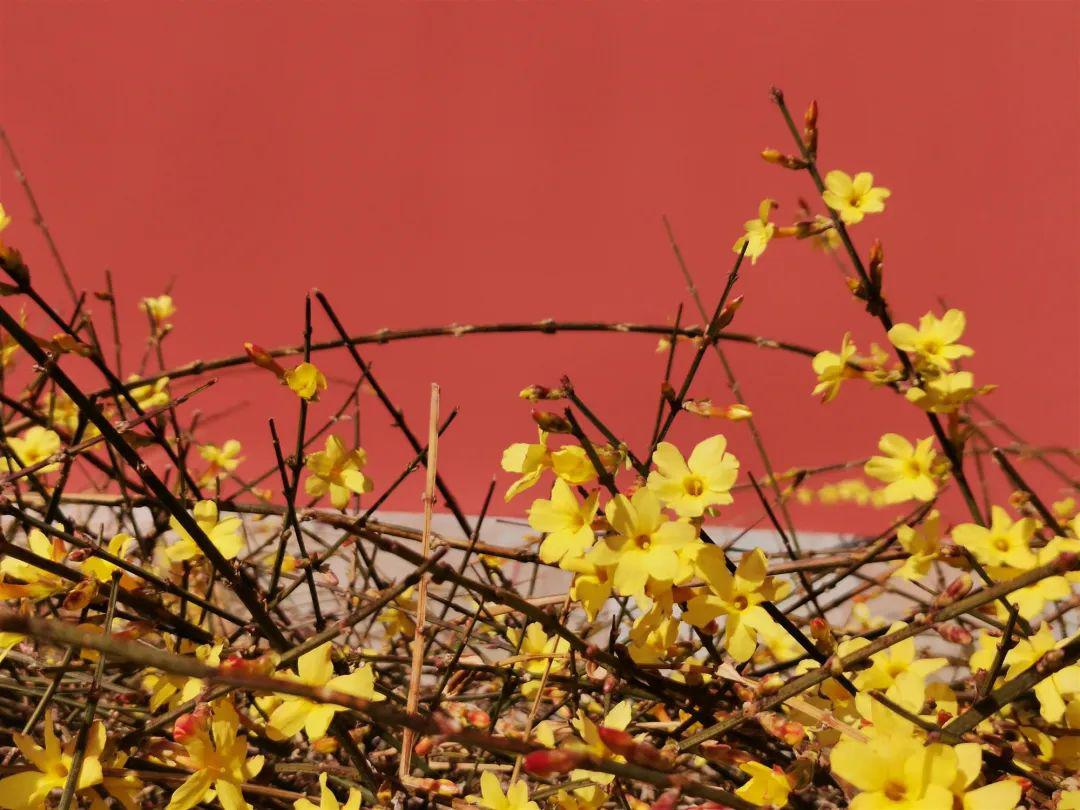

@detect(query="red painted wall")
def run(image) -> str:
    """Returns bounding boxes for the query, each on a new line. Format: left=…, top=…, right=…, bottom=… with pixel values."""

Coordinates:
left=1, top=2, right=1076, bottom=532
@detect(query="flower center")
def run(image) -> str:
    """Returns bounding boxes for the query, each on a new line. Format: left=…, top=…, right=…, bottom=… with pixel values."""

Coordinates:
left=732, top=595, right=749, bottom=611
left=634, top=534, right=652, bottom=550
left=683, top=476, right=705, bottom=497
left=903, top=459, right=924, bottom=478
left=884, top=781, right=907, bottom=802
left=993, top=536, right=1010, bottom=552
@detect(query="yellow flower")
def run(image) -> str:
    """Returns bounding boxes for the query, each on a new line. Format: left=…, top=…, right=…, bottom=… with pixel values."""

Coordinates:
left=0, top=202, right=11, bottom=232
left=570, top=700, right=633, bottom=786
left=905, top=371, right=991, bottom=413
left=735, top=761, right=791, bottom=807
left=587, top=489, right=699, bottom=597
left=527, top=479, right=598, bottom=566
left=683, top=547, right=789, bottom=662
left=821, top=170, right=891, bottom=225
left=143, top=642, right=223, bottom=712
left=863, top=433, right=938, bottom=504
left=81, top=532, right=137, bottom=584
left=887, top=309, right=973, bottom=374
left=1054, top=497, right=1078, bottom=523
left=852, top=621, right=947, bottom=711
left=565, top=558, right=613, bottom=622
left=969, top=630, right=1001, bottom=678
left=378, top=586, right=417, bottom=638
left=501, top=430, right=605, bottom=501
left=304, top=435, right=373, bottom=510
left=1003, top=624, right=1080, bottom=723
left=477, top=772, right=539, bottom=810
left=128, top=374, right=171, bottom=411
left=732, top=198, right=776, bottom=264
left=646, top=435, right=739, bottom=518
left=0, top=529, right=68, bottom=601
left=199, top=439, right=244, bottom=483
left=835, top=703, right=1021, bottom=810
left=294, top=772, right=362, bottom=810
left=267, top=642, right=383, bottom=741
left=551, top=786, right=607, bottom=810
left=999, top=536, right=1080, bottom=619
left=830, top=706, right=953, bottom=810
left=501, top=429, right=553, bottom=500
left=893, top=510, right=943, bottom=580
left=166, top=500, right=245, bottom=562
left=0, top=711, right=99, bottom=808
left=167, top=700, right=265, bottom=810
left=141, top=294, right=176, bottom=324
left=947, top=743, right=1022, bottom=810
left=860, top=341, right=902, bottom=386
left=756, top=618, right=800, bottom=663
left=811, top=332, right=858, bottom=403
left=1, top=330, right=18, bottom=369
left=554, top=443, right=611, bottom=484
left=952, top=506, right=1037, bottom=569
left=42, top=392, right=92, bottom=437
left=1, top=426, right=61, bottom=473
left=284, top=361, right=328, bottom=401
left=627, top=599, right=680, bottom=664
left=506, top=622, right=568, bottom=678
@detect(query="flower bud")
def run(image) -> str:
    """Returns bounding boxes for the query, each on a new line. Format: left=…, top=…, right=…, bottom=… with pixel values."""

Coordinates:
left=733, top=683, right=756, bottom=704
left=722, top=403, right=753, bottom=421
left=49, top=333, right=94, bottom=357
left=413, top=736, right=436, bottom=757
left=1036, top=648, right=1066, bottom=675
left=868, top=240, right=884, bottom=290
left=759, top=712, right=806, bottom=746
left=809, top=618, right=836, bottom=654
left=934, top=573, right=973, bottom=609
left=243, top=342, right=285, bottom=378
left=523, top=748, right=586, bottom=776
left=312, top=736, right=339, bottom=754
left=714, top=295, right=744, bottom=331
left=531, top=410, right=573, bottom=434
left=519, top=385, right=565, bottom=402
left=757, top=674, right=785, bottom=696
left=466, top=709, right=490, bottom=728
left=597, top=727, right=670, bottom=768
left=935, top=623, right=973, bottom=645
left=700, top=742, right=751, bottom=765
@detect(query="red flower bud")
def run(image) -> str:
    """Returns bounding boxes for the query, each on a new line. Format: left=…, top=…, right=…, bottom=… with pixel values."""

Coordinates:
left=414, top=736, right=436, bottom=757
left=466, top=709, right=490, bottom=728
left=936, top=623, right=973, bottom=645
left=523, top=748, right=585, bottom=776
left=243, top=342, right=286, bottom=378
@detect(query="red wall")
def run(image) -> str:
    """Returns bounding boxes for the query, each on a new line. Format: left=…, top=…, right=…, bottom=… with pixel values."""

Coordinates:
left=1, top=2, right=1076, bottom=533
